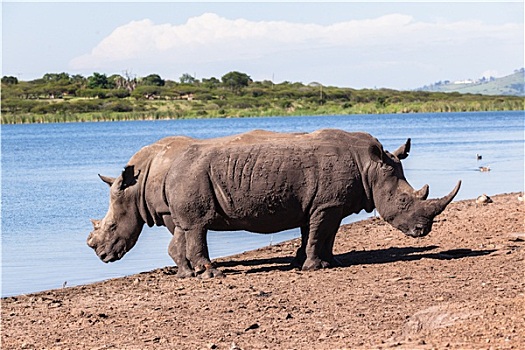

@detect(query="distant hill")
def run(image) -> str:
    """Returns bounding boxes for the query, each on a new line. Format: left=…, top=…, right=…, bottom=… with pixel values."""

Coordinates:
left=417, top=69, right=524, bottom=96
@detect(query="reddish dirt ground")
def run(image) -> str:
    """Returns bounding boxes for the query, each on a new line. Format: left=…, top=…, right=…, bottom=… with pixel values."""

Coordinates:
left=2, top=192, right=524, bottom=349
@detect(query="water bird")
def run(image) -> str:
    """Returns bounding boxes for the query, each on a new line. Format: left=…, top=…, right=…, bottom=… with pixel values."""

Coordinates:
left=476, top=154, right=482, bottom=160
left=518, top=193, right=524, bottom=202
left=479, top=166, right=491, bottom=172
left=476, top=194, right=493, bottom=205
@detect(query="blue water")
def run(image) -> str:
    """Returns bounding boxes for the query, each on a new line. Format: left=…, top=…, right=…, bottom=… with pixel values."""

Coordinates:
left=2, top=111, right=524, bottom=296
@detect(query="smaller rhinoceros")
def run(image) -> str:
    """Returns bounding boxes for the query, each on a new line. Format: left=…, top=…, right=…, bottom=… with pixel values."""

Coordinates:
left=87, top=130, right=305, bottom=266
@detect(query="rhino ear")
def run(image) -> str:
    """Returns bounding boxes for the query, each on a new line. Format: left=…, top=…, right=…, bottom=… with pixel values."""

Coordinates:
left=369, top=144, right=385, bottom=163
left=120, top=165, right=141, bottom=190
left=393, top=138, right=411, bottom=160
left=98, top=174, right=115, bottom=187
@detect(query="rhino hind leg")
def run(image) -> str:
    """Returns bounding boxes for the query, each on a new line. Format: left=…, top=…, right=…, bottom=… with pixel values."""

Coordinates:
left=168, top=226, right=194, bottom=278
left=302, top=207, right=343, bottom=271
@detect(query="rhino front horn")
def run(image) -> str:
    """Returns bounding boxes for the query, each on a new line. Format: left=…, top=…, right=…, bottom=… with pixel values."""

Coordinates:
left=428, top=180, right=462, bottom=216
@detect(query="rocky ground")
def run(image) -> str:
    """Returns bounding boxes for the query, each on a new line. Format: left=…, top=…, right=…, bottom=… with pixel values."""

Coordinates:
left=2, top=192, right=524, bottom=350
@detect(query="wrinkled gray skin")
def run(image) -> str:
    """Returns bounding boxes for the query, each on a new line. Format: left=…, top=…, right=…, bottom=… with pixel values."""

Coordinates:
left=166, top=130, right=461, bottom=277
left=88, top=129, right=461, bottom=278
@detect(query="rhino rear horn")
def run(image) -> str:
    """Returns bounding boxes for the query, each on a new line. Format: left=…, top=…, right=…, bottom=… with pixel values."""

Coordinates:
left=427, top=180, right=462, bottom=216
left=393, top=138, right=411, bottom=160
left=91, top=219, right=101, bottom=229
left=415, top=184, right=429, bottom=200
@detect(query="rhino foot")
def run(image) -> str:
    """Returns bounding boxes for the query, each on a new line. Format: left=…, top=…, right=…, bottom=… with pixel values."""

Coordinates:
left=176, top=267, right=195, bottom=278
left=322, top=256, right=343, bottom=268
left=198, top=268, right=225, bottom=279
left=291, top=255, right=306, bottom=269
left=301, top=258, right=323, bottom=271
left=302, top=257, right=341, bottom=271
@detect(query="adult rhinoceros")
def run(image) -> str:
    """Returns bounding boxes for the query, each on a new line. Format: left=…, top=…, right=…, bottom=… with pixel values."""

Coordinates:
left=87, top=130, right=307, bottom=268
left=88, top=129, right=460, bottom=278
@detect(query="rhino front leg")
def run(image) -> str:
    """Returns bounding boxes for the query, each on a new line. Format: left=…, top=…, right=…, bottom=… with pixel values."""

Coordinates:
left=185, top=226, right=224, bottom=278
left=319, top=230, right=343, bottom=268
left=291, top=225, right=308, bottom=268
left=302, top=207, right=343, bottom=271
left=168, top=226, right=194, bottom=278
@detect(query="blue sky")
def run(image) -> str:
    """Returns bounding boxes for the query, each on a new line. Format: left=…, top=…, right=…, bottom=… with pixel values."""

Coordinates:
left=2, top=1, right=523, bottom=90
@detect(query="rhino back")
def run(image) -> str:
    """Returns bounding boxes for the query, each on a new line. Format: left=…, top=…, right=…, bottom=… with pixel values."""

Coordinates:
left=166, top=136, right=365, bottom=233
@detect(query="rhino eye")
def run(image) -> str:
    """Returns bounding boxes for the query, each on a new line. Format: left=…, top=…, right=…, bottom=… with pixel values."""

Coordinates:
left=397, top=195, right=412, bottom=210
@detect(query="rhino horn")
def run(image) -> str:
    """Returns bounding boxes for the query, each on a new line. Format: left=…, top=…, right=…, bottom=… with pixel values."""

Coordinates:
left=415, top=184, right=429, bottom=200
left=427, top=181, right=462, bottom=216
left=90, top=219, right=101, bottom=229
left=99, top=174, right=115, bottom=187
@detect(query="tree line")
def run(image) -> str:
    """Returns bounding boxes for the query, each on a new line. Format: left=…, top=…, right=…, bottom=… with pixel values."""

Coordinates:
left=2, top=71, right=523, bottom=124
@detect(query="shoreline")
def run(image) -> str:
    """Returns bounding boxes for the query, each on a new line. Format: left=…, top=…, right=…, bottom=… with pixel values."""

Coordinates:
left=2, top=106, right=524, bottom=125
left=2, top=192, right=524, bottom=349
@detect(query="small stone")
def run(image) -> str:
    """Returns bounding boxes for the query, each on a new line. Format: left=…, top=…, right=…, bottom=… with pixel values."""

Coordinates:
left=230, top=342, right=242, bottom=350
left=244, top=323, right=259, bottom=332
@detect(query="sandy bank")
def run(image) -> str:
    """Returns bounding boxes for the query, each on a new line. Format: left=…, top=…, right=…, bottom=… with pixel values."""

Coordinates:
left=2, top=192, right=524, bottom=349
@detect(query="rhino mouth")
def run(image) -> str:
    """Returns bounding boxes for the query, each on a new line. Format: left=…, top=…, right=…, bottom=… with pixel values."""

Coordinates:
left=405, top=224, right=431, bottom=238
left=97, top=246, right=127, bottom=263
left=100, top=252, right=119, bottom=263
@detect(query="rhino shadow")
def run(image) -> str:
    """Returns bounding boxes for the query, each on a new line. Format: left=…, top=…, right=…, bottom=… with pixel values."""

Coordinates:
left=213, top=246, right=496, bottom=275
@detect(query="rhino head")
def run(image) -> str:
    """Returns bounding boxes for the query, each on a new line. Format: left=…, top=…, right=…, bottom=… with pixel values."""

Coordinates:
left=368, top=138, right=461, bottom=238
left=87, top=165, right=145, bottom=263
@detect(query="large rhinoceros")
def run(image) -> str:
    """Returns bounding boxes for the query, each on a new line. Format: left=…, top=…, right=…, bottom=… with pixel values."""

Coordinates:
left=87, top=129, right=460, bottom=278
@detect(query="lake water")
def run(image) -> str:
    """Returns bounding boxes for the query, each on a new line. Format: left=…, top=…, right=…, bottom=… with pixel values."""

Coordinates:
left=2, top=111, right=524, bottom=297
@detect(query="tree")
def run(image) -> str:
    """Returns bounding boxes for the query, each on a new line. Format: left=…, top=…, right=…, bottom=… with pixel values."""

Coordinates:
left=110, top=71, right=137, bottom=92
left=87, top=73, right=109, bottom=89
left=143, top=74, right=165, bottom=86
left=201, top=77, right=220, bottom=89
left=70, top=74, right=87, bottom=85
left=179, top=73, right=197, bottom=85
left=221, top=71, right=251, bottom=92
left=2, top=76, right=18, bottom=85
left=43, top=72, right=70, bottom=82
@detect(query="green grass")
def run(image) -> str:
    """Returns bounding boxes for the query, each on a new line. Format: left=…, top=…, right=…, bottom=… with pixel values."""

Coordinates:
left=2, top=98, right=522, bottom=124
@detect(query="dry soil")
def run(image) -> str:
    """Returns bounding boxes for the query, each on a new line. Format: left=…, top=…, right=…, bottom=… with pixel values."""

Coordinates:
left=2, top=192, right=524, bottom=349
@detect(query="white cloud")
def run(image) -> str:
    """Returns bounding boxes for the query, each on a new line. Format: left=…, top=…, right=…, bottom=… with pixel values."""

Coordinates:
left=69, top=12, right=523, bottom=88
